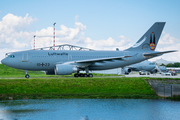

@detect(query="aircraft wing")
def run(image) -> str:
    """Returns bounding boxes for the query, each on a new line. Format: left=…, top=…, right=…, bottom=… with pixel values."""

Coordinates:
left=143, top=50, right=177, bottom=57
left=74, top=55, right=131, bottom=63
left=60, top=55, right=132, bottom=68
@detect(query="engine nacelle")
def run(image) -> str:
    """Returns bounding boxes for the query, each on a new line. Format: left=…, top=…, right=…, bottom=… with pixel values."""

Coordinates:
left=124, top=67, right=132, bottom=74
left=150, top=69, right=158, bottom=74
left=55, top=64, right=78, bottom=75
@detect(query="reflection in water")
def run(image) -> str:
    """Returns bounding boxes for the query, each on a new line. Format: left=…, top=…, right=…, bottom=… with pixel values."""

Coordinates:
left=0, top=99, right=180, bottom=120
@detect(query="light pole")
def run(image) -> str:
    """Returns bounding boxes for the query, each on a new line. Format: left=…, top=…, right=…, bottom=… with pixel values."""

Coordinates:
left=53, top=22, right=56, bottom=50
left=34, top=35, right=36, bottom=50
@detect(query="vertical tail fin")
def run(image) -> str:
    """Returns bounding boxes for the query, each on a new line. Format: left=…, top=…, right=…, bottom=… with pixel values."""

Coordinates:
left=126, top=22, right=165, bottom=51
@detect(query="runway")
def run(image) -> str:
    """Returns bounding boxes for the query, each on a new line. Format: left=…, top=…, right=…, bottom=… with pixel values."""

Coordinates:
left=0, top=73, right=180, bottom=79
left=125, top=73, right=180, bottom=78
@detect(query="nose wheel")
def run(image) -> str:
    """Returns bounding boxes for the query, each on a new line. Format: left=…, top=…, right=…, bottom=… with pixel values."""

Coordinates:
left=25, top=74, right=30, bottom=78
left=25, top=70, right=30, bottom=78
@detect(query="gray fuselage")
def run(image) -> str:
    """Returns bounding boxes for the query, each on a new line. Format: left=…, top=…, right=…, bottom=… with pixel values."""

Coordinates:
left=2, top=49, right=146, bottom=71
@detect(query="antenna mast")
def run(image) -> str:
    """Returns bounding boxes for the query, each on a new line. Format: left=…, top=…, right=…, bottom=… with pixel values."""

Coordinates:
left=53, top=22, right=56, bottom=50
left=34, top=35, right=36, bottom=50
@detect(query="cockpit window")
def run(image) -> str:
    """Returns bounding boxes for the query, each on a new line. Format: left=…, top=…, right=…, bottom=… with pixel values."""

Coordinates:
left=149, top=63, right=155, bottom=65
left=8, top=55, right=15, bottom=58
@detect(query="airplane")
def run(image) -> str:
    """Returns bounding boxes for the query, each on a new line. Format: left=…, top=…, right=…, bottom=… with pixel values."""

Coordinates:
left=123, top=60, right=156, bottom=75
left=1, top=22, right=177, bottom=78
left=123, top=60, right=168, bottom=75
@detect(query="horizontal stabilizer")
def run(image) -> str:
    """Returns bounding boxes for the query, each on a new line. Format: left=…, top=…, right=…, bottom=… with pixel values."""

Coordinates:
left=143, top=50, right=177, bottom=57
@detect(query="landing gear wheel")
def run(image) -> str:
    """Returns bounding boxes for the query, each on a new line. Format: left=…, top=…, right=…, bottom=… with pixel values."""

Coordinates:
left=89, top=74, right=93, bottom=77
left=74, top=73, right=93, bottom=78
left=80, top=73, right=84, bottom=77
left=25, top=74, right=30, bottom=78
left=74, top=74, right=79, bottom=77
left=84, top=74, right=88, bottom=77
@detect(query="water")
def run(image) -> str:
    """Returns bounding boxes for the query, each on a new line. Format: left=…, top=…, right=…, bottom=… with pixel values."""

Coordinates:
left=0, top=99, right=180, bottom=120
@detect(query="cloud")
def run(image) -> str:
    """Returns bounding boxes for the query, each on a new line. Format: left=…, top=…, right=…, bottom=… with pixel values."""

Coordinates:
left=159, top=32, right=179, bottom=45
left=75, top=15, right=79, bottom=22
left=34, top=22, right=87, bottom=48
left=0, top=13, right=35, bottom=48
left=0, top=14, right=133, bottom=62
left=157, top=32, right=180, bottom=52
left=150, top=32, right=180, bottom=62
left=13, top=40, right=28, bottom=48
left=0, top=13, right=35, bottom=33
left=0, top=13, right=179, bottom=63
left=82, top=35, right=131, bottom=50
left=0, top=13, right=36, bottom=62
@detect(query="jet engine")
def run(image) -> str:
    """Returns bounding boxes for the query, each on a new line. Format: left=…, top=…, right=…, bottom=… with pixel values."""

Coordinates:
left=124, top=67, right=132, bottom=74
left=55, top=64, right=78, bottom=75
left=150, top=69, right=158, bottom=74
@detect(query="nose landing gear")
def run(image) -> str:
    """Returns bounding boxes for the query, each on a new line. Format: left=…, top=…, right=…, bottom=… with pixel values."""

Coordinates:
left=25, top=74, right=30, bottom=78
left=25, top=70, right=30, bottom=78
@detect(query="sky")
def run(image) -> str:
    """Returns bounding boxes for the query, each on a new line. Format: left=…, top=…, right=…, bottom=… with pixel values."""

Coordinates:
left=0, top=0, right=180, bottom=63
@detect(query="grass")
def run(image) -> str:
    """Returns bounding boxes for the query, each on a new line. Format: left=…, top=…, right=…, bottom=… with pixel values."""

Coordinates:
left=0, top=64, right=120, bottom=78
left=0, top=77, right=157, bottom=100
left=0, top=64, right=45, bottom=78
left=1, top=64, right=180, bottom=100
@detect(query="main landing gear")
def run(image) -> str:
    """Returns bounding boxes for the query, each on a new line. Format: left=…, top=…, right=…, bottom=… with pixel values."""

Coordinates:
left=74, top=67, right=93, bottom=77
left=25, top=70, right=30, bottom=78
left=74, top=73, right=93, bottom=78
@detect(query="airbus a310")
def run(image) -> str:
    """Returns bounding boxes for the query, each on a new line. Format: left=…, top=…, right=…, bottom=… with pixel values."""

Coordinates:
left=123, top=60, right=156, bottom=75
left=123, top=60, right=167, bottom=75
left=1, top=22, right=177, bottom=78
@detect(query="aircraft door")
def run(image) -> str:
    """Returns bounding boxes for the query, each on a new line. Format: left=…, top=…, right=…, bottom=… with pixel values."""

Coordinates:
left=22, top=53, right=28, bottom=62
left=68, top=55, right=72, bottom=61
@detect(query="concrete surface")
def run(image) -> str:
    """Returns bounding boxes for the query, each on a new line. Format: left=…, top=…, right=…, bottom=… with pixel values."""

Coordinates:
left=125, top=74, right=180, bottom=78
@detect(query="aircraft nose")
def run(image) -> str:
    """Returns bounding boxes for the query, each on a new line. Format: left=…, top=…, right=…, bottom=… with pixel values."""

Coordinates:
left=1, top=58, right=5, bottom=64
left=1, top=57, right=18, bottom=68
left=1, top=58, right=8, bottom=65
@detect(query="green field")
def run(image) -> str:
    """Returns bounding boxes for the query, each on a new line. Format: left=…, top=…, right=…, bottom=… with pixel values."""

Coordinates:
left=0, top=64, right=119, bottom=78
left=0, top=64, right=46, bottom=78
left=0, top=77, right=158, bottom=100
left=0, top=64, right=179, bottom=100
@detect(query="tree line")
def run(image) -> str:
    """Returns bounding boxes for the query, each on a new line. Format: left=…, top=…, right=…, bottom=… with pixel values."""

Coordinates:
left=161, top=62, right=180, bottom=67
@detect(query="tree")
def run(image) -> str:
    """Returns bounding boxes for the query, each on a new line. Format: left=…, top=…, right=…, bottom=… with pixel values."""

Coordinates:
left=174, top=62, right=180, bottom=67
left=166, top=62, right=180, bottom=67
left=166, top=63, right=173, bottom=67
left=160, top=63, right=165, bottom=66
